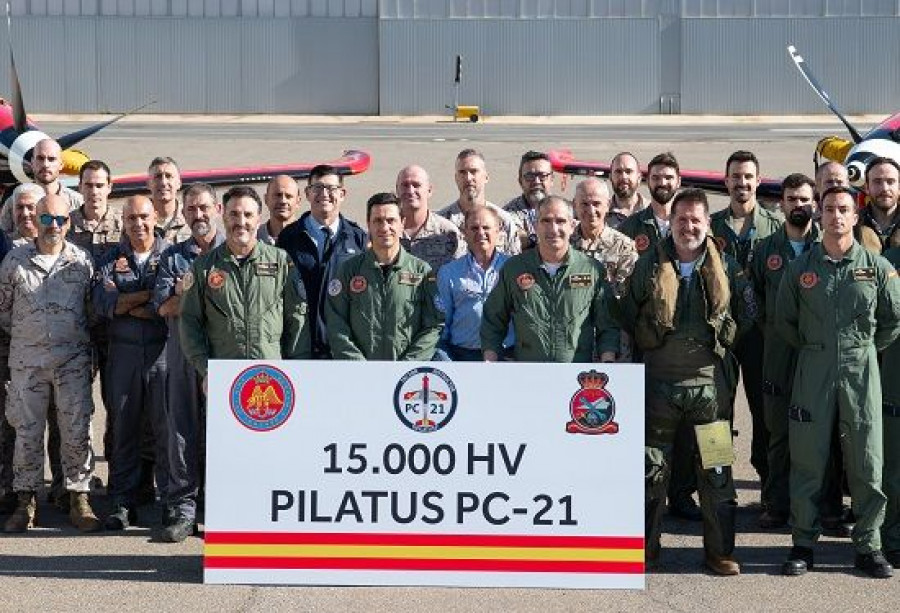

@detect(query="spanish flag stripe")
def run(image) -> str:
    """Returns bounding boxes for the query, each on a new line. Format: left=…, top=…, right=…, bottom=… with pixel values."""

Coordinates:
left=205, top=531, right=643, bottom=549
left=204, top=556, right=644, bottom=574
left=205, top=544, right=643, bottom=562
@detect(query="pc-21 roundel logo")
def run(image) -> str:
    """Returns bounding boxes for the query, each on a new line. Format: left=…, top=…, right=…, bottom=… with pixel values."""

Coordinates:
left=393, top=367, right=458, bottom=433
left=230, top=365, right=295, bottom=431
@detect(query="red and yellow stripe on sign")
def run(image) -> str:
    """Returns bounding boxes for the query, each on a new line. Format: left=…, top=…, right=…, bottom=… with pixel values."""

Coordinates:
left=205, top=532, right=644, bottom=574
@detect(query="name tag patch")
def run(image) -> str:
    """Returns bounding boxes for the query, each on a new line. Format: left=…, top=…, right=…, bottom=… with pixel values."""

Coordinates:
left=398, top=271, right=423, bottom=286
left=256, top=262, right=278, bottom=277
left=852, top=267, right=876, bottom=282
left=568, top=274, right=593, bottom=289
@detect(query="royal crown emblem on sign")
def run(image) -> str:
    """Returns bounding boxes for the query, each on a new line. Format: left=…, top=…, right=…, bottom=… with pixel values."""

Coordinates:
left=566, top=370, right=619, bottom=435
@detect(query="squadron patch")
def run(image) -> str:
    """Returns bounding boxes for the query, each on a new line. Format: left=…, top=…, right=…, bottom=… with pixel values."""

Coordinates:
left=567, top=273, right=593, bottom=289
left=766, top=254, right=783, bottom=271
left=350, top=275, right=368, bottom=293
left=852, top=267, right=876, bottom=282
left=634, top=234, right=650, bottom=252
left=799, top=271, right=818, bottom=289
left=208, top=268, right=226, bottom=290
left=516, top=273, right=535, bottom=290
left=114, top=256, right=129, bottom=273
left=182, top=271, right=194, bottom=292
left=327, top=278, right=342, bottom=297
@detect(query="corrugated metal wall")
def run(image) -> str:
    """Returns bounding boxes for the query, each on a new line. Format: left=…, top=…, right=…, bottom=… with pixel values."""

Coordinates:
left=680, top=17, right=900, bottom=114
left=0, top=3, right=897, bottom=114
left=0, top=17, right=379, bottom=113
left=379, top=19, right=660, bottom=115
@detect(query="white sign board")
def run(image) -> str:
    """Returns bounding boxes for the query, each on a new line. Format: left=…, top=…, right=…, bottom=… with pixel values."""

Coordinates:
left=204, top=361, right=645, bottom=589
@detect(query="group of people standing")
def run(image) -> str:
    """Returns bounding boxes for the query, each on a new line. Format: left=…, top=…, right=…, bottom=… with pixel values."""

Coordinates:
left=0, top=139, right=898, bottom=583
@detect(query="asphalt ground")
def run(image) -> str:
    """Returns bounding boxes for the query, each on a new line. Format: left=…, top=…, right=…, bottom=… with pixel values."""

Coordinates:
left=1, top=116, right=898, bottom=612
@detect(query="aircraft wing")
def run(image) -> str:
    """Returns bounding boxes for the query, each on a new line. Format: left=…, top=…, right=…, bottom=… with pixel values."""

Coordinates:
left=107, top=149, right=371, bottom=198
left=547, top=149, right=783, bottom=202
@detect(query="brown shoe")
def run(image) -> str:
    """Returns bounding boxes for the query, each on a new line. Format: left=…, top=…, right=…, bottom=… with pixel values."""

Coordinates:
left=69, top=492, right=102, bottom=533
left=3, top=491, right=36, bottom=533
left=705, top=554, right=741, bottom=576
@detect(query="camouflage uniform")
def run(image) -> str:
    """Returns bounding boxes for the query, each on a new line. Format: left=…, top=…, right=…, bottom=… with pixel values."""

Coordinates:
left=156, top=204, right=191, bottom=244
left=570, top=224, right=637, bottom=298
left=152, top=232, right=224, bottom=524
left=0, top=184, right=84, bottom=235
left=401, top=212, right=466, bottom=272
left=92, top=237, right=171, bottom=508
left=0, top=241, right=95, bottom=494
left=502, top=195, right=538, bottom=251
left=437, top=200, right=522, bottom=256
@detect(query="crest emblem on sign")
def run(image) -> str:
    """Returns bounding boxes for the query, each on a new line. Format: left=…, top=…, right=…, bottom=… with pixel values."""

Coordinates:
left=516, top=273, right=535, bottom=290
left=350, top=275, right=368, bottom=293
left=566, top=370, right=619, bottom=435
left=799, top=271, right=818, bottom=289
left=393, top=367, right=458, bottom=433
left=766, top=254, right=783, bottom=271
left=229, top=365, right=295, bottom=432
left=208, top=268, right=226, bottom=289
left=634, top=234, right=650, bottom=252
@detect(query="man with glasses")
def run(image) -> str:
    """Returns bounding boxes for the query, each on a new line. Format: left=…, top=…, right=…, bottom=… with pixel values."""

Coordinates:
left=92, top=196, right=171, bottom=530
left=0, top=194, right=100, bottom=533
left=277, top=165, right=367, bottom=359
left=504, top=151, right=555, bottom=251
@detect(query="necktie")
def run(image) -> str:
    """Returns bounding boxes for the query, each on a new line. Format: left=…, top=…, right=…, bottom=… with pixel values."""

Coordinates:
left=321, top=226, right=333, bottom=258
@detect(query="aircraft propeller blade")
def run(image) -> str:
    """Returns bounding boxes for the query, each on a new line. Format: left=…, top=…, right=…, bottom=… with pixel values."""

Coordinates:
left=56, top=99, right=156, bottom=150
left=6, top=2, right=26, bottom=133
left=787, top=45, right=862, bottom=144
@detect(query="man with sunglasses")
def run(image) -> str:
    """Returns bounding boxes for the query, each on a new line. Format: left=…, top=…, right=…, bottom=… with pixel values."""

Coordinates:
left=504, top=151, right=555, bottom=251
left=0, top=195, right=100, bottom=533
left=277, top=165, right=367, bottom=359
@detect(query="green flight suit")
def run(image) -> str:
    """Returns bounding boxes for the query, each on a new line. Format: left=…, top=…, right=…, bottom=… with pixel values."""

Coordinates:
left=619, top=205, right=666, bottom=258
left=480, top=248, right=619, bottom=362
left=325, top=247, right=442, bottom=361
left=711, top=203, right=783, bottom=487
left=776, top=241, right=900, bottom=553
left=619, top=236, right=752, bottom=560
left=179, top=241, right=311, bottom=378
left=620, top=207, right=697, bottom=509
left=881, top=247, right=900, bottom=554
left=748, top=225, right=820, bottom=516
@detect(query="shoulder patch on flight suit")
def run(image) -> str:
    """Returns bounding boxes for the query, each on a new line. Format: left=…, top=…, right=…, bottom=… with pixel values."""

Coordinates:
left=398, top=271, right=423, bottom=286
left=114, top=256, right=129, bottom=273
left=255, top=262, right=279, bottom=277
left=852, top=267, right=876, bottom=281
left=350, top=275, right=368, bottom=293
left=208, top=268, right=226, bottom=289
left=634, top=234, right=650, bottom=252
left=182, top=271, right=194, bottom=291
left=766, top=254, right=783, bottom=271
left=567, top=273, right=593, bottom=289
left=799, top=271, right=818, bottom=289
left=328, top=278, right=342, bottom=296
left=516, top=273, right=535, bottom=290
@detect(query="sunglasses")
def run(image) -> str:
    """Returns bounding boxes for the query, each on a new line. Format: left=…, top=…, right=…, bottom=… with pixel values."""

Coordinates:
left=38, top=214, right=69, bottom=227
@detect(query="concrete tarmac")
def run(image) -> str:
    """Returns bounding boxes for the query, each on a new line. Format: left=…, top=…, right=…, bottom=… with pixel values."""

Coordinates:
left=1, top=117, right=897, bottom=612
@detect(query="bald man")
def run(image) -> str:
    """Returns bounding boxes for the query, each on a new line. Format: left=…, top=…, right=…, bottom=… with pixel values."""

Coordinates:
left=397, top=164, right=465, bottom=271
left=258, top=175, right=301, bottom=245
left=0, top=195, right=98, bottom=533
left=92, top=195, right=171, bottom=531
left=0, top=139, right=84, bottom=234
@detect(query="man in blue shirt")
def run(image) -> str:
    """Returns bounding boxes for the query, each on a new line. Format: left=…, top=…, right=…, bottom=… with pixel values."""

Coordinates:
left=437, top=206, right=511, bottom=361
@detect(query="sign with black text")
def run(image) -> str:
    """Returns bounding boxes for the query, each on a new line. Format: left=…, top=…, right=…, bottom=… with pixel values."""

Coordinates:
left=204, top=361, right=645, bottom=589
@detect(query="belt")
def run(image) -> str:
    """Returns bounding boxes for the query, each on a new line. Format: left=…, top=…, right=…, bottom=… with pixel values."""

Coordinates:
left=788, top=405, right=813, bottom=422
